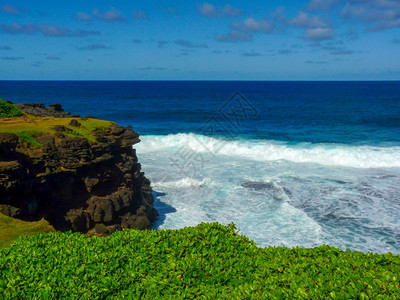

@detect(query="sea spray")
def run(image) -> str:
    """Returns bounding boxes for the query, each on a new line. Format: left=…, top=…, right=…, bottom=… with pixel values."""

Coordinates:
left=137, top=134, right=400, bottom=254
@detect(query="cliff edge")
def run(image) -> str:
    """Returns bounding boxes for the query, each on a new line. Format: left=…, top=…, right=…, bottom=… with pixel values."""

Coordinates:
left=0, top=101, right=157, bottom=234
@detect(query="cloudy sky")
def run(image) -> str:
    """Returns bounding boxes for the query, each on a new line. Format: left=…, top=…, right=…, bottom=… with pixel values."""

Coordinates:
left=0, top=0, right=399, bottom=80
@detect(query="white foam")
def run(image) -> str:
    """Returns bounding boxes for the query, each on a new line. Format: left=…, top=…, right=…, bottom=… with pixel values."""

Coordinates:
left=136, top=133, right=400, bottom=169
left=156, top=177, right=213, bottom=188
left=137, top=133, right=400, bottom=254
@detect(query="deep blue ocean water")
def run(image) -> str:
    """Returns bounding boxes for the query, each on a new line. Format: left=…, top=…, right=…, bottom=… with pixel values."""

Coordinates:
left=1, top=81, right=400, bottom=253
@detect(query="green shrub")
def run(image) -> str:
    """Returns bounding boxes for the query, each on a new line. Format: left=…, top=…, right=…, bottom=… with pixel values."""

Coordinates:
left=71, top=130, right=84, bottom=137
left=0, top=222, right=399, bottom=299
left=15, top=131, right=41, bottom=147
left=0, top=98, right=23, bottom=117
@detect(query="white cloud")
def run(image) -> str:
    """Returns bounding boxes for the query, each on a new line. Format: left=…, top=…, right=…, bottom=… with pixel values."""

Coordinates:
left=291, top=12, right=327, bottom=28
left=197, top=3, right=241, bottom=18
left=303, top=27, right=334, bottom=41
left=341, top=0, right=400, bottom=31
left=243, top=18, right=273, bottom=33
left=291, top=12, right=334, bottom=41
left=93, top=7, right=124, bottom=22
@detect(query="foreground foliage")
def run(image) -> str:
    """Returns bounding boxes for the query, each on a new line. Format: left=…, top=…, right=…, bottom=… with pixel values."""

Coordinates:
left=0, top=98, right=23, bottom=118
left=0, top=223, right=399, bottom=299
left=0, top=213, right=55, bottom=249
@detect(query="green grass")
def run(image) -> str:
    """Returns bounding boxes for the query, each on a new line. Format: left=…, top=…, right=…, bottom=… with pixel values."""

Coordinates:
left=0, top=222, right=399, bottom=299
left=71, top=130, right=84, bottom=137
left=0, top=114, right=113, bottom=146
left=0, top=98, right=23, bottom=118
left=0, top=213, right=55, bottom=249
left=14, top=131, right=42, bottom=147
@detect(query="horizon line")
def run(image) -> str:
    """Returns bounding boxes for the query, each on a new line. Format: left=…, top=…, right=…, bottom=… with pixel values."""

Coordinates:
left=1, top=79, right=400, bottom=82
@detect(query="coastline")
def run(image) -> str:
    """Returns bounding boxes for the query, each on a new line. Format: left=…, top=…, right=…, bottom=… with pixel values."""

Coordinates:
left=0, top=98, right=399, bottom=299
left=0, top=100, right=157, bottom=236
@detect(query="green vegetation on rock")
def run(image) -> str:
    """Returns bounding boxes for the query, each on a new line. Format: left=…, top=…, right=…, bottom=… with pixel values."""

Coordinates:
left=1, top=222, right=399, bottom=299
left=0, top=98, right=23, bottom=118
left=0, top=114, right=113, bottom=146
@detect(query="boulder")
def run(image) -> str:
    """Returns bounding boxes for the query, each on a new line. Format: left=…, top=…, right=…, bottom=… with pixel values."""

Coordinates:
left=69, top=119, right=82, bottom=127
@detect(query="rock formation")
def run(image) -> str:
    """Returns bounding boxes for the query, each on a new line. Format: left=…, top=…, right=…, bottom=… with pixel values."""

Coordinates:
left=13, top=103, right=80, bottom=118
left=0, top=104, right=157, bottom=234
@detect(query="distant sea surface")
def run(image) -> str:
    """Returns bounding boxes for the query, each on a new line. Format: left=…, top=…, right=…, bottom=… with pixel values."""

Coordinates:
left=1, top=81, right=400, bottom=254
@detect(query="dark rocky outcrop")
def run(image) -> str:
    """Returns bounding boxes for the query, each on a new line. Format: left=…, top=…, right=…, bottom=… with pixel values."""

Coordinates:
left=14, top=103, right=80, bottom=118
left=0, top=112, right=157, bottom=233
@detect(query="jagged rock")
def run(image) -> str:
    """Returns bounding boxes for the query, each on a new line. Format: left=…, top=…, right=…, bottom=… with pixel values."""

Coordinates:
left=52, top=125, right=70, bottom=132
left=107, top=224, right=121, bottom=234
left=84, top=176, right=100, bottom=189
left=0, top=104, right=157, bottom=233
left=49, top=103, right=63, bottom=112
left=0, top=132, right=19, bottom=157
left=37, top=135, right=55, bottom=146
left=94, top=223, right=108, bottom=235
left=0, top=204, right=21, bottom=217
left=15, top=103, right=80, bottom=118
left=0, top=160, right=21, bottom=174
left=69, top=119, right=81, bottom=127
left=54, top=132, right=65, bottom=139
left=109, top=124, right=125, bottom=136
left=37, top=135, right=56, bottom=155
left=65, top=208, right=90, bottom=232
left=121, top=214, right=150, bottom=230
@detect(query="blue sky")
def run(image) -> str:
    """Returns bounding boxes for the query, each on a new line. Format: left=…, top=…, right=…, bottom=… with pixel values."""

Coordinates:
left=0, top=0, right=399, bottom=80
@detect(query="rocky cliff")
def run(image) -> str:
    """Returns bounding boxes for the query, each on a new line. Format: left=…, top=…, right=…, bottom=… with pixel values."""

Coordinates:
left=0, top=103, right=157, bottom=234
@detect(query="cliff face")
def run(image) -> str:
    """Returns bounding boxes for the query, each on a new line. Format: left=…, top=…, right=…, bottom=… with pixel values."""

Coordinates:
left=0, top=104, right=157, bottom=233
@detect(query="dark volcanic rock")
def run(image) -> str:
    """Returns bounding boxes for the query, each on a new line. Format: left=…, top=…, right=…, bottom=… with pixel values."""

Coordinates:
left=52, top=125, right=70, bottom=132
left=95, top=223, right=109, bottom=235
left=49, top=103, right=63, bottom=111
left=0, top=133, right=19, bottom=157
left=0, top=204, right=21, bottom=217
left=69, top=119, right=82, bottom=127
left=0, top=107, right=157, bottom=233
left=14, top=103, right=80, bottom=118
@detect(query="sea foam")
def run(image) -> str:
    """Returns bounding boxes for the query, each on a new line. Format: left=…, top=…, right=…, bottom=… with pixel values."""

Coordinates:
left=136, top=133, right=400, bottom=168
left=136, top=134, right=400, bottom=254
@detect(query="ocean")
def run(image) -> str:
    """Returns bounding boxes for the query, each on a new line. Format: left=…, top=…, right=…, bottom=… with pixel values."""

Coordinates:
left=1, top=81, right=399, bottom=254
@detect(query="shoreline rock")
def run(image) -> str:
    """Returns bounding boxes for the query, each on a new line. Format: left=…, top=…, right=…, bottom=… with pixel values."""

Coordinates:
left=0, top=103, right=157, bottom=234
left=13, top=103, right=80, bottom=118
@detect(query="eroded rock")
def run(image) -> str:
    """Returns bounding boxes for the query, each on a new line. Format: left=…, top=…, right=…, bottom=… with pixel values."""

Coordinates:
left=0, top=106, right=158, bottom=234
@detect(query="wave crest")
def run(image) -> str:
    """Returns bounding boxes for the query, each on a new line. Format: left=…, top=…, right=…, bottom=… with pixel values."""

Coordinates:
left=136, top=133, right=400, bottom=168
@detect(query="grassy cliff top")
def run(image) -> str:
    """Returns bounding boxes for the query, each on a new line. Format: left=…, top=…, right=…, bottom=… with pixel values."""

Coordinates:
left=0, top=213, right=55, bottom=248
left=0, top=114, right=114, bottom=146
